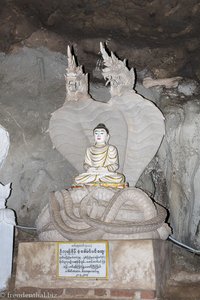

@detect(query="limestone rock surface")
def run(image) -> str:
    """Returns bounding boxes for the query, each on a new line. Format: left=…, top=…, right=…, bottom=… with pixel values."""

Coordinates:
left=0, top=47, right=76, bottom=224
left=1, top=0, right=200, bottom=79
left=157, top=95, right=200, bottom=247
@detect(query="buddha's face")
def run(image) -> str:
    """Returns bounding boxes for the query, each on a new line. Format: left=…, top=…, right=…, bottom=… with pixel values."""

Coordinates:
left=94, top=128, right=109, bottom=145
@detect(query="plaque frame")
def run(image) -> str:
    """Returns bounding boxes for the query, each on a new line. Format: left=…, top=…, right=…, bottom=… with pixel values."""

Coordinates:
left=56, top=240, right=109, bottom=279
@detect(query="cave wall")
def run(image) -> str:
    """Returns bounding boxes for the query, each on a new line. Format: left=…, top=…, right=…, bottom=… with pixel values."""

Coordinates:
left=158, top=96, right=200, bottom=247
left=0, top=48, right=76, bottom=224
left=1, top=0, right=200, bottom=80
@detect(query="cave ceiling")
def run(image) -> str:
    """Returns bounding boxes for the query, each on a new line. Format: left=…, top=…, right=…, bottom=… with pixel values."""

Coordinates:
left=0, top=0, right=200, bottom=80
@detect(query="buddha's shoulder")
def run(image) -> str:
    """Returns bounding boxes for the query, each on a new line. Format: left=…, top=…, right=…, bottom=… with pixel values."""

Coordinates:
left=108, top=144, right=117, bottom=151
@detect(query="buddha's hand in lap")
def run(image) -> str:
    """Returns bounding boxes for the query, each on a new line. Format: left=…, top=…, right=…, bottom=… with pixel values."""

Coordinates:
left=87, top=166, right=110, bottom=175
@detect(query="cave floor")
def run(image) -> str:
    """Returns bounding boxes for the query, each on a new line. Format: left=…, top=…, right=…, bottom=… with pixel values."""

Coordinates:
left=4, top=230, right=200, bottom=300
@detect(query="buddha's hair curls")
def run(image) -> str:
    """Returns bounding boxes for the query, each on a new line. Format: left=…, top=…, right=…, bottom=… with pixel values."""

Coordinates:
left=93, top=123, right=109, bottom=134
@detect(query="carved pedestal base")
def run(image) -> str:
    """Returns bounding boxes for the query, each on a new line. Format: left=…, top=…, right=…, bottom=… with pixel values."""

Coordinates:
left=15, top=240, right=170, bottom=299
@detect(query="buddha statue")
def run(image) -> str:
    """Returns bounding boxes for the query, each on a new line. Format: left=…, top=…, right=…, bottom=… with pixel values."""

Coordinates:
left=74, top=123, right=126, bottom=188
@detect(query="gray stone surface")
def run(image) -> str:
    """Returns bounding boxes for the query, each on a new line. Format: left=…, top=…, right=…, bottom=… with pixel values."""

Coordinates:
left=158, top=96, right=200, bottom=248
left=0, top=47, right=76, bottom=224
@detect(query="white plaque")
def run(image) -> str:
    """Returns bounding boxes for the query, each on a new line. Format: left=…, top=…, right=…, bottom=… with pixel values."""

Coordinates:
left=57, top=241, right=108, bottom=278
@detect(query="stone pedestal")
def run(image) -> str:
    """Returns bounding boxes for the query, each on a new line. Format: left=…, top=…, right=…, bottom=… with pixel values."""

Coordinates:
left=15, top=240, right=170, bottom=299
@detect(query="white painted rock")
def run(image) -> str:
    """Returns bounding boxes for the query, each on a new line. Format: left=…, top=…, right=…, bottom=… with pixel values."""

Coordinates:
left=0, top=126, right=9, bottom=170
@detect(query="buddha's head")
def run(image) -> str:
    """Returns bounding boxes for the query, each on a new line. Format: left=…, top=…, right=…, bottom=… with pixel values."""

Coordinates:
left=93, top=123, right=110, bottom=145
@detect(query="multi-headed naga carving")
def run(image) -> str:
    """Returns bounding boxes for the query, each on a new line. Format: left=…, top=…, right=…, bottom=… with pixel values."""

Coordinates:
left=100, top=42, right=135, bottom=96
left=65, top=46, right=90, bottom=102
left=36, top=44, right=171, bottom=241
